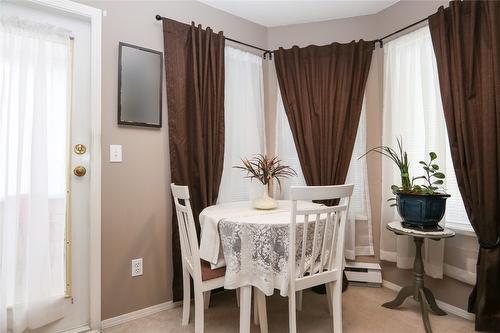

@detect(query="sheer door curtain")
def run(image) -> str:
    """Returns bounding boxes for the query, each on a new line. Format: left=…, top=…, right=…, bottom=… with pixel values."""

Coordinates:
left=274, top=91, right=374, bottom=260
left=217, top=46, right=265, bottom=203
left=381, top=26, right=477, bottom=283
left=0, top=17, right=71, bottom=333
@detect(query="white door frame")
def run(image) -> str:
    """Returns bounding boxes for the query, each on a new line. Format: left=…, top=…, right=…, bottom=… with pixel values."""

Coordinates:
left=28, top=0, right=102, bottom=330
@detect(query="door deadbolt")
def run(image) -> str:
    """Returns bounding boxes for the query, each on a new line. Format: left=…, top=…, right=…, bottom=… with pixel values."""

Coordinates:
left=74, top=144, right=87, bottom=155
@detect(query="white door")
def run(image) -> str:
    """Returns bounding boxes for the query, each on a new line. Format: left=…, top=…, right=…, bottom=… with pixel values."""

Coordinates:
left=0, top=1, right=100, bottom=332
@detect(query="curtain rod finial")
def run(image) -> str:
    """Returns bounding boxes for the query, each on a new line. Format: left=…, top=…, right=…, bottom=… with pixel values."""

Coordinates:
left=155, top=15, right=162, bottom=21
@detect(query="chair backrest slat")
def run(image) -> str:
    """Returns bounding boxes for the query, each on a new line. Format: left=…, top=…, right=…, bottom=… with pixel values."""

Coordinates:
left=331, top=209, right=348, bottom=271
left=328, top=212, right=340, bottom=271
left=298, top=214, right=309, bottom=277
left=171, top=183, right=202, bottom=280
left=289, top=184, right=353, bottom=288
left=318, top=212, right=331, bottom=269
left=290, top=185, right=354, bottom=201
left=309, top=213, right=321, bottom=276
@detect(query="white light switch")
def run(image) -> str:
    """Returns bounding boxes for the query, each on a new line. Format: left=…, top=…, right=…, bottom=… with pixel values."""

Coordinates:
left=110, top=145, right=122, bottom=162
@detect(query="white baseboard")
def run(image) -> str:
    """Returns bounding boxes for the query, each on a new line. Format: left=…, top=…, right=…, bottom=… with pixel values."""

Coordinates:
left=101, top=301, right=181, bottom=329
left=54, top=325, right=91, bottom=333
left=380, top=250, right=397, bottom=262
left=444, top=264, right=476, bottom=285
left=355, top=245, right=375, bottom=256
left=382, top=280, right=475, bottom=321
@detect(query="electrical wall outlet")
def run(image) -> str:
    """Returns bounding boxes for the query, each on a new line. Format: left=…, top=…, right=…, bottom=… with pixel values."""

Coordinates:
left=131, top=258, right=143, bottom=277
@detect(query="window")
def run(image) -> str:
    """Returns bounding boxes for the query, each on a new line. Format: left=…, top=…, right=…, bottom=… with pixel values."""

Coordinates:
left=217, top=46, right=265, bottom=203
left=381, top=26, right=477, bottom=283
left=0, top=17, right=70, bottom=329
left=382, top=26, right=472, bottom=232
left=274, top=89, right=374, bottom=259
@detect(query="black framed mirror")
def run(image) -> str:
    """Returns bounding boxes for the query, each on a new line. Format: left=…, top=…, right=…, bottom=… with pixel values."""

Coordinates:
left=118, top=42, right=163, bottom=128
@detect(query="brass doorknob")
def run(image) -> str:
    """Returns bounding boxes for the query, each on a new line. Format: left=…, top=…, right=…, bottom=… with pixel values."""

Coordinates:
left=73, top=165, right=86, bottom=177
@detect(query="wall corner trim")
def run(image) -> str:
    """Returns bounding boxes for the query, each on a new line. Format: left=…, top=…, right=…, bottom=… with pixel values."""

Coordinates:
left=382, top=280, right=475, bottom=321
left=101, top=301, right=182, bottom=329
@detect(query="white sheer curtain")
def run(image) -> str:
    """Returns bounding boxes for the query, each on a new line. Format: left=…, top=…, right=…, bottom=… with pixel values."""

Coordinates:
left=344, top=99, right=373, bottom=259
left=380, top=26, right=473, bottom=279
left=217, top=46, right=265, bottom=203
left=0, top=17, right=70, bottom=333
left=274, top=90, right=373, bottom=259
left=273, top=93, right=306, bottom=199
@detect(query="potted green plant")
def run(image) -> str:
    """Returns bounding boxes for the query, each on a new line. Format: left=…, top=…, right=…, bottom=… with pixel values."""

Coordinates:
left=361, top=138, right=450, bottom=229
left=235, top=154, right=296, bottom=210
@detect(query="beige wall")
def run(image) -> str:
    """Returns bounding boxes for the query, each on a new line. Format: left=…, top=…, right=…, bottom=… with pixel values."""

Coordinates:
left=79, top=0, right=267, bottom=320
left=80, top=0, right=468, bottom=319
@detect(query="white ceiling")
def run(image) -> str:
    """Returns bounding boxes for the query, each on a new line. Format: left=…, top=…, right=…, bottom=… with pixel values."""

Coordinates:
left=199, top=0, right=399, bottom=27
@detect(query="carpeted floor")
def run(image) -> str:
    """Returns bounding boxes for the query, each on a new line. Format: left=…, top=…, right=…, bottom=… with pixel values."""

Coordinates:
left=103, top=286, right=475, bottom=332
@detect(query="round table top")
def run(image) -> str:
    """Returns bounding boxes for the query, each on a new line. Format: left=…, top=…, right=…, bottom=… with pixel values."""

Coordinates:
left=200, top=200, right=324, bottom=226
left=387, top=221, right=455, bottom=239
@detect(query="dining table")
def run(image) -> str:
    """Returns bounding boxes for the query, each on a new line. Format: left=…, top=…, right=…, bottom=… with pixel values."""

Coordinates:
left=199, top=200, right=325, bottom=333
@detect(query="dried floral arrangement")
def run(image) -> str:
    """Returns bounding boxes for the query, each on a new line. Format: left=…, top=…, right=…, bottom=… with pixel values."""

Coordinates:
left=234, top=154, right=297, bottom=191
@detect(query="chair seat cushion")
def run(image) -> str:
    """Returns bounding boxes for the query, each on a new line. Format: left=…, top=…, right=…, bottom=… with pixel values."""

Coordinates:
left=201, top=260, right=226, bottom=281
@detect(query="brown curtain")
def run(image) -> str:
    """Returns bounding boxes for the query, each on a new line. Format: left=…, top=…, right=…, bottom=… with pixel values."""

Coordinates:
left=429, top=1, right=500, bottom=331
left=162, top=18, right=225, bottom=302
left=274, top=41, right=373, bottom=292
left=274, top=41, right=374, bottom=189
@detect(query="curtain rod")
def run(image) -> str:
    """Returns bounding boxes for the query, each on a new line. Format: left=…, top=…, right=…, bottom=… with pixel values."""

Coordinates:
left=375, top=17, right=429, bottom=47
left=155, top=15, right=273, bottom=60
left=156, top=13, right=430, bottom=57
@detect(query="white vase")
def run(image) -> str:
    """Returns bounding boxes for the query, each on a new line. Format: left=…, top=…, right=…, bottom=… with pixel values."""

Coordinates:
left=253, top=183, right=278, bottom=210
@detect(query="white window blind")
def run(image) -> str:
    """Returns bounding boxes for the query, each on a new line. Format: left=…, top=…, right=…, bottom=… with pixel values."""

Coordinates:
left=444, top=149, right=471, bottom=230
left=217, top=46, right=265, bottom=203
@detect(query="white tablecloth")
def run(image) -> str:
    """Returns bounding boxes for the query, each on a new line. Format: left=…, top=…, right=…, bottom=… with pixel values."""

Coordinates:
left=199, top=200, right=327, bottom=296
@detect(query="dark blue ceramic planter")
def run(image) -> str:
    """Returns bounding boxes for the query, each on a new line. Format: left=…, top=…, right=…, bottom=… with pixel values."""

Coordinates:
left=396, top=193, right=450, bottom=228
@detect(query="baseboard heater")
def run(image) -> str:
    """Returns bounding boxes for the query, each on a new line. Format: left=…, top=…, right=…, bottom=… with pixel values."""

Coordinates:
left=345, top=262, right=382, bottom=287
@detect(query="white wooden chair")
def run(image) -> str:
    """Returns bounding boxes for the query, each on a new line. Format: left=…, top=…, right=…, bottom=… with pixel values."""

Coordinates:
left=171, top=183, right=267, bottom=333
left=171, top=184, right=228, bottom=333
left=288, top=184, right=353, bottom=333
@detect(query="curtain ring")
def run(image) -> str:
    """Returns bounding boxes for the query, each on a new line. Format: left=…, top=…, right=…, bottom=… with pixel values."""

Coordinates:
left=479, top=235, right=500, bottom=250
